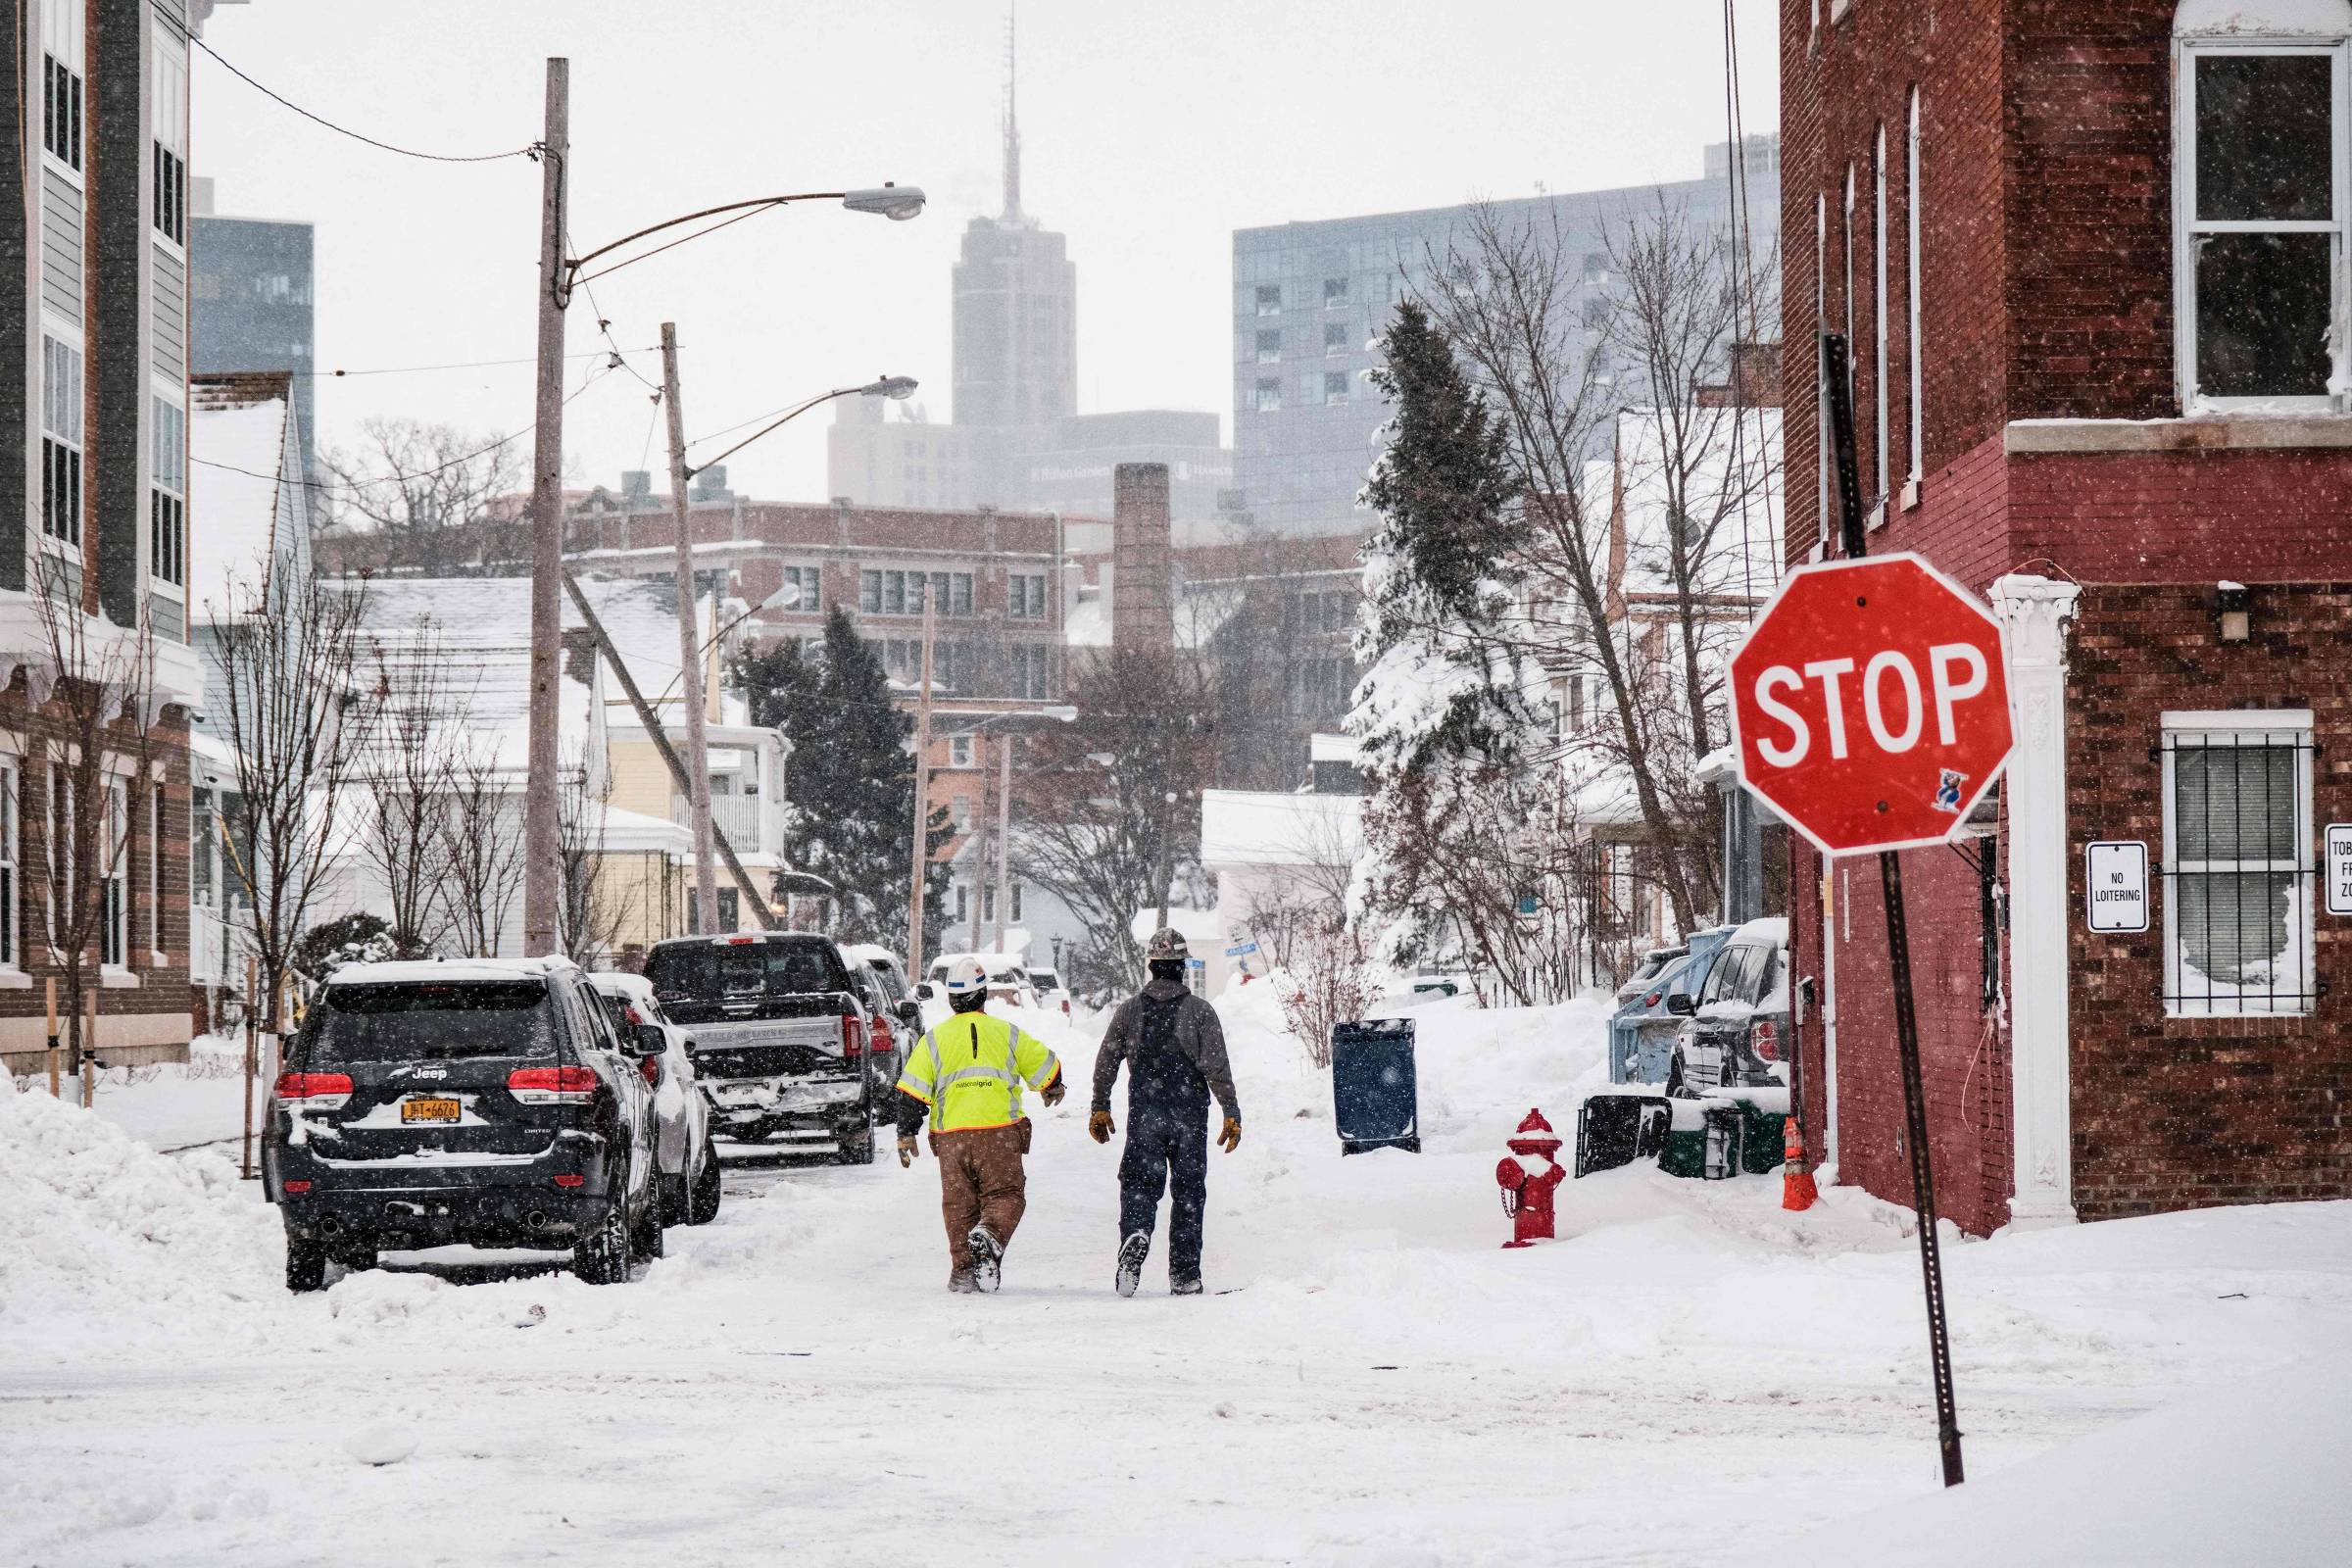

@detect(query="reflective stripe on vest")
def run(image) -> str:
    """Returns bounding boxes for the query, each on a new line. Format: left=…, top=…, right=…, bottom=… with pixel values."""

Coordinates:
left=920, top=1015, right=1028, bottom=1133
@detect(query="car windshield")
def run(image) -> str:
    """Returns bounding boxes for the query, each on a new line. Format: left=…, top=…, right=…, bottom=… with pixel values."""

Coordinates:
left=862, top=960, right=906, bottom=1002
left=1028, top=971, right=1059, bottom=989
left=307, top=981, right=555, bottom=1062
left=647, top=942, right=842, bottom=1001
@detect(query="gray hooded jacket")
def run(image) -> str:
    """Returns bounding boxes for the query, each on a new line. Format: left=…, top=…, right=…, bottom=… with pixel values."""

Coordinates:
left=1092, top=977, right=1241, bottom=1121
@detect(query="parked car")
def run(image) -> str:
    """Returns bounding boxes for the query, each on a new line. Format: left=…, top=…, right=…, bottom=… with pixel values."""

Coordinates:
left=927, top=952, right=1037, bottom=1009
left=1615, top=945, right=1689, bottom=1004
left=1663, top=916, right=1791, bottom=1098
left=844, top=943, right=924, bottom=1039
left=1025, top=966, right=1072, bottom=1017
left=1608, top=927, right=1735, bottom=1085
left=843, top=956, right=906, bottom=1111
left=585, top=971, right=722, bottom=1227
left=265, top=956, right=663, bottom=1292
left=646, top=932, right=878, bottom=1164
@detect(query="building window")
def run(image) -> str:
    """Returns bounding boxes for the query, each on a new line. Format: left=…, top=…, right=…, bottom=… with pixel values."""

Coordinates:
left=154, top=144, right=186, bottom=245
left=0, top=762, right=17, bottom=969
left=1907, top=86, right=1924, bottom=487
left=1010, top=643, right=1053, bottom=700
left=1009, top=573, right=1048, bottom=619
left=152, top=397, right=185, bottom=587
left=2161, top=714, right=2315, bottom=1016
left=1324, top=322, right=1349, bottom=357
left=1254, top=378, right=1283, bottom=413
left=777, top=564, right=821, bottom=612
left=861, top=568, right=971, bottom=618
left=2177, top=38, right=2344, bottom=407
left=151, top=782, right=166, bottom=960
left=41, top=337, right=82, bottom=547
left=101, top=780, right=127, bottom=970
left=1256, top=329, right=1282, bottom=364
left=41, top=0, right=82, bottom=173
left=1323, top=276, right=1348, bottom=308
left=1873, top=121, right=1888, bottom=512
left=953, top=798, right=974, bottom=834
left=1843, top=164, right=1857, bottom=416
left=981, top=884, right=997, bottom=923
left=152, top=35, right=188, bottom=244
left=1815, top=190, right=1829, bottom=553
left=1582, top=295, right=1610, bottom=331
left=953, top=884, right=969, bottom=922
left=950, top=733, right=975, bottom=769
left=1255, top=285, right=1281, bottom=316
left=1582, top=251, right=1607, bottom=285
left=1323, top=371, right=1349, bottom=406
left=717, top=887, right=739, bottom=931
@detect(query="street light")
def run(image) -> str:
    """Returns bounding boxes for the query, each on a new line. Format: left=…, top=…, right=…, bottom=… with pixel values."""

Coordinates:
left=686, top=375, right=916, bottom=483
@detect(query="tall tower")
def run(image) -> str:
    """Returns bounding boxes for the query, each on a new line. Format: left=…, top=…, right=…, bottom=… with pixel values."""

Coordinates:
left=951, top=7, right=1075, bottom=430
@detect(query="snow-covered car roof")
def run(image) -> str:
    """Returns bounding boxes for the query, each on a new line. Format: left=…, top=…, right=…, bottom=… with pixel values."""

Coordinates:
left=1727, top=915, right=1789, bottom=949
left=325, top=956, right=580, bottom=987
left=584, top=970, right=655, bottom=1000
left=842, top=943, right=905, bottom=968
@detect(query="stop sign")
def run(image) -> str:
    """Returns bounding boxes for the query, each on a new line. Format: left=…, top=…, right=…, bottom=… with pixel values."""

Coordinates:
left=1728, top=553, right=2013, bottom=857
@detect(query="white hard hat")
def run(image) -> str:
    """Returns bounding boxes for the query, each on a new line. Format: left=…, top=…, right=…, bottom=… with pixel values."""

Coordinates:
left=942, top=956, right=990, bottom=997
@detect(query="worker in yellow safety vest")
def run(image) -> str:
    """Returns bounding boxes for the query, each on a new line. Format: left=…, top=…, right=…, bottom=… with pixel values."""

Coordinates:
left=894, top=956, right=1064, bottom=1292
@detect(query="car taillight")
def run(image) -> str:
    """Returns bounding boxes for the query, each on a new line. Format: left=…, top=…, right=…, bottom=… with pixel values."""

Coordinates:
left=842, top=1014, right=866, bottom=1058
left=553, top=1173, right=585, bottom=1189
left=869, top=1013, right=895, bottom=1054
left=1751, top=1019, right=1780, bottom=1062
left=1060, top=999, right=1071, bottom=1017
left=282, top=1179, right=313, bottom=1194
left=272, top=1071, right=353, bottom=1108
left=509, top=1065, right=599, bottom=1103
left=639, top=1054, right=662, bottom=1089
left=1643, top=992, right=1663, bottom=1007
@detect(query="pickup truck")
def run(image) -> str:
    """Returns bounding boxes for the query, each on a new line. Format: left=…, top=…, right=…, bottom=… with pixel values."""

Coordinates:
left=642, top=933, right=877, bottom=1165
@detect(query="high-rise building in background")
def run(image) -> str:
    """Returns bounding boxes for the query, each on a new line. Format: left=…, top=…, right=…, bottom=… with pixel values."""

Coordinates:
left=189, top=179, right=318, bottom=486
left=828, top=21, right=1229, bottom=525
left=1231, top=140, right=1782, bottom=536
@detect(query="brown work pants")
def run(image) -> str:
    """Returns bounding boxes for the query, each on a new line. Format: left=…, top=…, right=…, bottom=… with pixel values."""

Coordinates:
left=931, top=1120, right=1031, bottom=1276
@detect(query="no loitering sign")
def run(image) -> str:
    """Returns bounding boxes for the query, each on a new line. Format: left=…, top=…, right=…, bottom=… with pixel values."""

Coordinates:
left=2084, top=841, right=2149, bottom=934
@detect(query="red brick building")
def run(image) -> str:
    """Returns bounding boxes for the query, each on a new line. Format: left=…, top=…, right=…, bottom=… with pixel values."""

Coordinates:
left=1783, top=0, right=2352, bottom=1231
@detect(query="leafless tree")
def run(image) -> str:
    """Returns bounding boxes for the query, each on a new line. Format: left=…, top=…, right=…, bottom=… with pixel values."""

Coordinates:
left=31, top=568, right=165, bottom=1091
left=558, top=746, right=632, bottom=966
left=356, top=615, right=463, bottom=957
left=438, top=743, right=523, bottom=957
left=322, top=418, right=527, bottom=575
left=205, top=567, right=374, bottom=1060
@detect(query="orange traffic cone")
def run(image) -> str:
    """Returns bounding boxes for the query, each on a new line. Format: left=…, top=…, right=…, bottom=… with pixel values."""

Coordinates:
left=1781, top=1116, right=1819, bottom=1211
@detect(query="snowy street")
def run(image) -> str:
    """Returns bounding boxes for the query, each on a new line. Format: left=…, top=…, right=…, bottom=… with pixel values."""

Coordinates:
left=8, top=992, right=2348, bottom=1567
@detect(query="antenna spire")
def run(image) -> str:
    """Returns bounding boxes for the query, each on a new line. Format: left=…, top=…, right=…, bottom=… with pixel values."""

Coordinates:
left=1002, top=5, right=1022, bottom=221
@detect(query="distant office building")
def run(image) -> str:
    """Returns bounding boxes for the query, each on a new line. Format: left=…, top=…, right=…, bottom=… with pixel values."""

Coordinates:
left=826, top=32, right=1227, bottom=523
left=189, top=179, right=317, bottom=484
left=1231, top=138, right=1782, bottom=535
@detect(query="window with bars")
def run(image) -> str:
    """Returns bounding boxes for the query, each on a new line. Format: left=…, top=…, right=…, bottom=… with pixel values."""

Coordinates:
left=2160, top=717, right=2316, bottom=1015
left=42, top=337, right=82, bottom=546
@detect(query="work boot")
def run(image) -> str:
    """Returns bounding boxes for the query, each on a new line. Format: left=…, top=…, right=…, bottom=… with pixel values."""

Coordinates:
left=1114, top=1231, right=1151, bottom=1298
left=966, top=1226, right=1004, bottom=1294
left=1170, top=1276, right=1204, bottom=1297
left=948, top=1268, right=979, bottom=1294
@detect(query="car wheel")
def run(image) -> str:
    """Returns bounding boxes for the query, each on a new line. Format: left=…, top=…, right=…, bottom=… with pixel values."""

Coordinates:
left=285, top=1232, right=327, bottom=1294
left=330, top=1244, right=377, bottom=1274
left=1664, top=1050, right=1690, bottom=1100
left=660, top=1170, right=688, bottom=1226
left=572, top=1201, right=632, bottom=1285
left=688, top=1142, right=723, bottom=1225
left=834, top=1130, right=875, bottom=1166
left=632, top=1194, right=664, bottom=1261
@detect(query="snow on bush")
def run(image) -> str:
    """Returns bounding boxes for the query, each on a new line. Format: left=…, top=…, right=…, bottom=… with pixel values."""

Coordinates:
left=0, top=1072, right=281, bottom=1352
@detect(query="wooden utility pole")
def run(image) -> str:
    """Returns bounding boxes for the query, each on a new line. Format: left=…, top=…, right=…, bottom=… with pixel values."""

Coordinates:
left=521, top=56, right=570, bottom=957
left=81, top=989, right=97, bottom=1109
left=991, top=728, right=1014, bottom=951
left=906, top=598, right=937, bottom=975
left=44, top=978, right=58, bottom=1098
left=562, top=569, right=776, bottom=928
left=660, top=322, right=722, bottom=935
left=241, top=956, right=258, bottom=1180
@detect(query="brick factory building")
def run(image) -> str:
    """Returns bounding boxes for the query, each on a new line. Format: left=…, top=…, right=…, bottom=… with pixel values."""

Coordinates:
left=1782, top=0, right=2352, bottom=1232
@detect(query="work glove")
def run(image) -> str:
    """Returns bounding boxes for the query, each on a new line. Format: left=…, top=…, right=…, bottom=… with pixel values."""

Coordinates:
left=897, top=1136, right=917, bottom=1169
left=1217, top=1117, right=1242, bottom=1153
left=1088, top=1109, right=1114, bottom=1145
left=1042, top=1078, right=1066, bottom=1108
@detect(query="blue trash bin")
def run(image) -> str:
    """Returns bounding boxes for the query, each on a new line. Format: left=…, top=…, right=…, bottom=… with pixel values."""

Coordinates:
left=1332, top=1018, right=1419, bottom=1154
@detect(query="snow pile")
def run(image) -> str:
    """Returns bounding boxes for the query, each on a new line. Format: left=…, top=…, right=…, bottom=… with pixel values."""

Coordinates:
left=0, top=1073, right=282, bottom=1354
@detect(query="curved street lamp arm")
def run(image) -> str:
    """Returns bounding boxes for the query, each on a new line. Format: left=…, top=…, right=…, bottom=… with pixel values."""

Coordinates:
left=564, top=192, right=850, bottom=280
left=686, top=387, right=864, bottom=478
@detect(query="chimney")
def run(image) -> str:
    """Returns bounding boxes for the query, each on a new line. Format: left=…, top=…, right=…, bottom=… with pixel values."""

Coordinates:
left=621, top=469, right=653, bottom=502
left=1696, top=341, right=1784, bottom=410
left=1111, top=463, right=1173, bottom=655
left=693, top=464, right=729, bottom=500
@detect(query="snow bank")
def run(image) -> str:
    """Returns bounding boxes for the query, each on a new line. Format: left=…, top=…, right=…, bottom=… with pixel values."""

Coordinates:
left=0, top=1073, right=282, bottom=1355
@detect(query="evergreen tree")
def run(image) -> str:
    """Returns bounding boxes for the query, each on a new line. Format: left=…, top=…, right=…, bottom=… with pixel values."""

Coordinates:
left=731, top=608, right=950, bottom=949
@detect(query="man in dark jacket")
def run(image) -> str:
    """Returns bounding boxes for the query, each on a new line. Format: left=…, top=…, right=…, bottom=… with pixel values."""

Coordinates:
left=1090, top=928, right=1242, bottom=1297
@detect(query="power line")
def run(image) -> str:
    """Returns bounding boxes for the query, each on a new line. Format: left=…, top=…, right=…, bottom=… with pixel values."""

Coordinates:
left=183, top=28, right=537, bottom=166
left=297, top=347, right=660, bottom=380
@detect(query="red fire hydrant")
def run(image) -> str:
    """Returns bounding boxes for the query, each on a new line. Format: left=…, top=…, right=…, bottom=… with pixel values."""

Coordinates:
left=1495, top=1107, right=1567, bottom=1249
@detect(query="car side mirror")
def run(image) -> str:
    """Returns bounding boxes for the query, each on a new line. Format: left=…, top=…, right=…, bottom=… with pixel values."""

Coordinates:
left=624, top=1023, right=665, bottom=1059
left=1665, top=993, right=1696, bottom=1016
left=914, top=982, right=935, bottom=1001
left=898, top=1001, right=922, bottom=1028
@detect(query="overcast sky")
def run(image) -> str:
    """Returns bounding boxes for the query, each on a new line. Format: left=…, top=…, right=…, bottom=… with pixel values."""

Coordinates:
left=192, top=0, right=1779, bottom=504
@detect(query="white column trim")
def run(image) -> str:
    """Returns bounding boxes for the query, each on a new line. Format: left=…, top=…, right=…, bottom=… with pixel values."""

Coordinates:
left=1991, top=573, right=2081, bottom=1230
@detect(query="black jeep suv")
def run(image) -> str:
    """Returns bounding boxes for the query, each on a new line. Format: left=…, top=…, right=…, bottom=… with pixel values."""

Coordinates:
left=264, top=957, right=663, bottom=1291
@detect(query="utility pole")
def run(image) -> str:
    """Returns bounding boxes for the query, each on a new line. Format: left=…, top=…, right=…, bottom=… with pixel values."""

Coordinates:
left=991, top=728, right=1014, bottom=951
left=520, top=57, right=569, bottom=956
left=906, top=598, right=937, bottom=974
left=660, top=322, right=722, bottom=935
left=967, top=738, right=989, bottom=956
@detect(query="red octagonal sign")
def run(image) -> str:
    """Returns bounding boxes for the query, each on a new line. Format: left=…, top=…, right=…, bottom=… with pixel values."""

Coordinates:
left=1729, top=554, right=2014, bottom=857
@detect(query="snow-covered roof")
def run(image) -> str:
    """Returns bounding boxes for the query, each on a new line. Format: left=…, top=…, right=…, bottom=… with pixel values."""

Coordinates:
left=188, top=388, right=294, bottom=619
left=1200, top=788, right=1363, bottom=868
left=596, top=803, right=693, bottom=855
left=1064, top=585, right=1110, bottom=649
left=1308, top=733, right=1359, bottom=764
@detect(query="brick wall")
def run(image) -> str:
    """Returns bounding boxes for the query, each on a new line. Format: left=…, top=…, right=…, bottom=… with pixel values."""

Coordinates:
left=2066, top=582, right=2352, bottom=1218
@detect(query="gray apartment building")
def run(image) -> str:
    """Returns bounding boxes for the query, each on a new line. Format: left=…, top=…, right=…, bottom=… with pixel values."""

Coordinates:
left=1232, top=136, right=1782, bottom=535
left=189, top=179, right=316, bottom=486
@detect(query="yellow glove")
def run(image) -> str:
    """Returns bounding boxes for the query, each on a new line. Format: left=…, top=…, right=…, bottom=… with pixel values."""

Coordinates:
left=1042, top=1077, right=1066, bottom=1108
left=1217, top=1117, right=1242, bottom=1153
left=1088, top=1109, right=1114, bottom=1144
left=897, top=1136, right=917, bottom=1168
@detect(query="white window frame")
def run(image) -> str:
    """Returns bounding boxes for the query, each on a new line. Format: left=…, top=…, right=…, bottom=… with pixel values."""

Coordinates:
left=949, top=733, right=975, bottom=769
left=2160, top=710, right=2315, bottom=1017
left=2173, top=33, right=2351, bottom=413
left=150, top=31, right=189, bottom=251
left=150, top=779, right=168, bottom=966
left=1815, top=190, right=1829, bottom=559
left=150, top=394, right=187, bottom=593
left=1873, top=122, right=1889, bottom=524
left=1843, top=163, right=1857, bottom=440
left=100, top=777, right=129, bottom=975
left=39, top=0, right=84, bottom=181
left=1906, top=86, right=1925, bottom=502
left=40, top=333, right=84, bottom=552
left=0, top=758, right=20, bottom=976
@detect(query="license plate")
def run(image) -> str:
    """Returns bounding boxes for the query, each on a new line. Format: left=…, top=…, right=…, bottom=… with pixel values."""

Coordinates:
left=400, top=1097, right=462, bottom=1124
